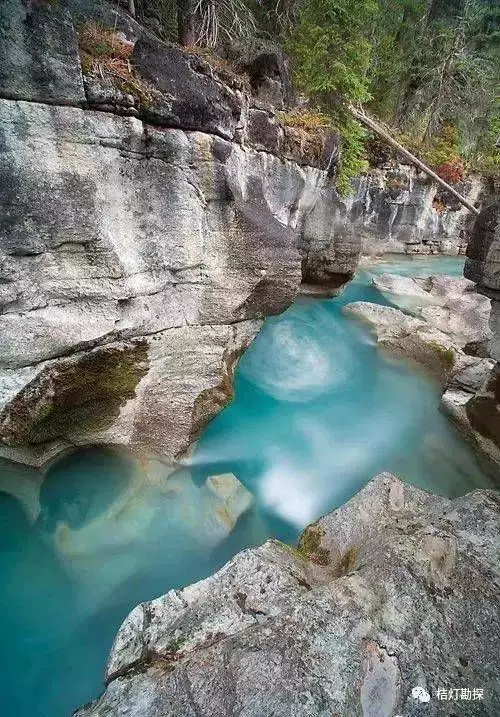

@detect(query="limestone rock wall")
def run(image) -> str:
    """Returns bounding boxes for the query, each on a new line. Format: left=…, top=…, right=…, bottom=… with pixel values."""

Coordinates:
left=347, top=165, right=482, bottom=255
left=0, top=0, right=360, bottom=466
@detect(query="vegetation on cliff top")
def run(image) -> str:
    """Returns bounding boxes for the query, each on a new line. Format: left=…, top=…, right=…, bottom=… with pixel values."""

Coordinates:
left=122, top=1, right=499, bottom=192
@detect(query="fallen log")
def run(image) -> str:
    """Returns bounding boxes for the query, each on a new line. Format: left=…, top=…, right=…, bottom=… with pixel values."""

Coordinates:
left=348, top=105, right=479, bottom=216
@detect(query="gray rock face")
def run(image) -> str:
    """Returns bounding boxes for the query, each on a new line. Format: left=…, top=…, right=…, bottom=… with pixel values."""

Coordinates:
left=453, top=201, right=500, bottom=464
left=0, top=0, right=86, bottom=105
left=345, top=300, right=460, bottom=383
left=464, top=200, right=500, bottom=297
left=75, top=473, right=500, bottom=717
left=347, top=166, right=482, bottom=255
left=0, top=1, right=361, bottom=465
left=131, top=34, right=243, bottom=140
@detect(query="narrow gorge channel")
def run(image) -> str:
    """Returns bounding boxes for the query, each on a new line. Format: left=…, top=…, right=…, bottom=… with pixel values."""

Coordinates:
left=0, top=255, right=495, bottom=717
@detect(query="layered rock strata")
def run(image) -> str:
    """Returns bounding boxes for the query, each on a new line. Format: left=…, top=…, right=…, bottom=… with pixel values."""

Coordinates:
left=0, top=0, right=360, bottom=465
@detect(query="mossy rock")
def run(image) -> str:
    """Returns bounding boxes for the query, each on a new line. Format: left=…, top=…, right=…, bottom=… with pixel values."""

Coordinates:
left=426, top=340, right=456, bottom=371
left=297, top=524, right=330, bottom=565
left=0, top=341, right=149, bottom=445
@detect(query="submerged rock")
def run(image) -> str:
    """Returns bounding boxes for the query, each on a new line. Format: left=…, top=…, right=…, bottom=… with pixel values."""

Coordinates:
left=75, top=473, right=500, bottom=717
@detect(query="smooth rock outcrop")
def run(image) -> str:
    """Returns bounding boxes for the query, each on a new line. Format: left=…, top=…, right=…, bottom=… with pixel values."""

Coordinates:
left=0, top=0, right=360, bottom=465
left=76, top=473, right=500, bottom=717
left=372, top=273, right=492, bottom=345
left=344, top=301, right=460, bottom=382
left=345, top=270, right=492, bottom=386
left=347, top=165, right=482, bottom=255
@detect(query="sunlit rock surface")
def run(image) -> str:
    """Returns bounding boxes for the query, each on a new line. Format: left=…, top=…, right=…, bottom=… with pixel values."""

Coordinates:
left=76, top=473, right=500, bottom=717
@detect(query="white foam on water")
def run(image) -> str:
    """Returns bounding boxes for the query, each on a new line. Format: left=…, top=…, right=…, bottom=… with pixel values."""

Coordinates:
left=258, top=455, right=320, bottom=527
left=240, top=309, right=353, bottom=402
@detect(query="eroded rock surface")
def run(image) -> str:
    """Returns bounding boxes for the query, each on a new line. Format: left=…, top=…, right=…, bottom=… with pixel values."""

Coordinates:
left=446, top=200, right=500, bottom=467
left=372, top=273, right=492, bottom=345
left=0, top=0, right=360, bottom=465
left=348, top=165, right=482, bottom=255
left=345, top=271, right=492, bottom=386
left=76, top=473, right=500, bottom=717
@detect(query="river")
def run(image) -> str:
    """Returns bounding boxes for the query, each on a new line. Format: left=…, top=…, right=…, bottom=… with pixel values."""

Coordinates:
left=0, top=255, right=495, bottom=716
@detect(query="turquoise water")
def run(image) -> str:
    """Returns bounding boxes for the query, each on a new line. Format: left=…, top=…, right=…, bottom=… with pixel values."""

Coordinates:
left=0, top=255, right=496, bottom=716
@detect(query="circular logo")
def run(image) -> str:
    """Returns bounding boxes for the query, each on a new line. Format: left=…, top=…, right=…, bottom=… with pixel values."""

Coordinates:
left=412, top=686, right=431, bottom=703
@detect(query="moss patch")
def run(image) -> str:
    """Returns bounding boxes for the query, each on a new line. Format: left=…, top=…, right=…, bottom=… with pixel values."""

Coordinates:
left=0, top=341, right=149, bottom=445
left=190, top=341, right=250, bottom=442
left=337, top=546, right=359, bottom=576
left=297, top=524, right=330, bottom=565
left=426, top=341, right=456, bottom=371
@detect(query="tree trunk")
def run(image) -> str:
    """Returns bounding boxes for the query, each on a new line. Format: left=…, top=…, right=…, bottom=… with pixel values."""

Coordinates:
left=128, top=0, right=136, bottom=18
left=177, top=0, right=197, bottom=46
left=348, top=106, right=479, bottom=216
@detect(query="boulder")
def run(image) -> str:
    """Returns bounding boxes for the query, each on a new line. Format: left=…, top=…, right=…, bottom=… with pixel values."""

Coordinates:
left=75, top=473, right=500, bottom=717
left=131, top=34, right=243, bottom=140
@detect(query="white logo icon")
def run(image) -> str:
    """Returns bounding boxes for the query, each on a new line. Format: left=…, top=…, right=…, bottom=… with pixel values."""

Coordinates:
left=412, top=686, right=431, bottom=703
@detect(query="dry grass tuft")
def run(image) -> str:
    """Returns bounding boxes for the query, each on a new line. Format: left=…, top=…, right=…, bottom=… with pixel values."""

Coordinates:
left=187, top=46, right=250, bottom=91
left=277, top=108, right=331, bottom=132
left=278, top=109, right=333, bottom=164
left=78, top=22, right=156, bottom=105
left=78, top=21, right=134, bottom=62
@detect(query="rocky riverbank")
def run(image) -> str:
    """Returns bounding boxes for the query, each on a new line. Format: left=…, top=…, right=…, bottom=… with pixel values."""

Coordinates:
left=76, top=472, right=500, bottom=717
left=343, top=202, right=500, bottom=474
